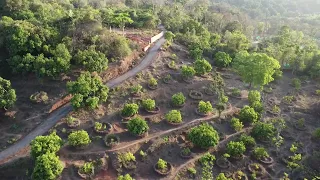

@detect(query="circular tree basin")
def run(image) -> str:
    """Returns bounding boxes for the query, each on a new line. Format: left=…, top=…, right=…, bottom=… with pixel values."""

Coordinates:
left=132, top=92, right=142, bottom=97
left=154, top=162, right=172, bottom=176
left=167, top=120, right=183, bottom=126
left=172, top=102, right=185, bottom=108
left=293, top=122, right=307, bottom=131
left=67, top=119, right=81, bottom=128
left=94, top=123, right=113, bottom=134
left=120, top=113, right=136, bottom=120
left=134, top=131, right=149, bottom=138
left=232, top=171, right=248, bottom=180
left=104, top=134, right=120, bottom=148
left=204, top=88, right=215, bottom=96
left=259, top=156, right=274, bottom=165
left=216, top=158, right=231, bottom=169
left=189, top=90, right=203, bottom=100
left=248, top=163, right=265, bottom=176
left=123, top=161, right=137, bottom=170
left=182, top=77, right=193, bottom=84
left=78, top=169, right=94, bottom=179
left=145, top=106, right=161, bottom=114
left=180, top=151, right=192, bottom=159
left=195, top=108, right=211, bottom=117
left=148, top=84, right=158, bottom=90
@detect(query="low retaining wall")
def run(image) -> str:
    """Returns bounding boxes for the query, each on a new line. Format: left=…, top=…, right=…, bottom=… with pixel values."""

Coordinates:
left=143, top=31, right=164, bottom=52
left=48, top=94, right=72, bottom=113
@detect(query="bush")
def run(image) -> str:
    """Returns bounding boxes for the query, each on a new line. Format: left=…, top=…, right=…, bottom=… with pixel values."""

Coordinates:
left=188, top=123, right=219, bottom=149
left=181, top=65, right=196, bottom=79
left=94, top=122, right=107, bottom=131
left=251, top=122, right=276, bottom=141
left=230, top=117, right=243, bottom=132
left=30, top=132, right=62, bottom=158
left=226, top=141, right=246, bottom=158
left=194, top=59, right=212, bottom=75
left=216, top=173, right=232, bottom=180
left=231, top=88, right=241, bottom=97
left=168, top=60, right=177, bottom=69
left=117, top=174, right=134, bottom=180
left=172, top=92, right=186, bottom=106
left=118, top=152, right=136, bottom=165
left=283, top=96, right=294, bottom=104
left=32, top=153, right=63, bottom=180
left=0, top=77, right=16, bottom=109
left=165, top=110, right=182, bottom=123
left=187, top=167, right=197, bottom=175
left=239, top=134, right=256, bottom=148
left=127, top=117, right=149, bottom=135
left=157, top=158, right=168, bottom=169
left=75, top=48, right=108, bottom=73
left=291, top=78, right=301, bottom=90
left=80, top=162, right=94, bottom=175
left=142, top=99, right=156, bottom=111
left=253, top=147, right=269, bottom=160
left=272, top=105, right=281, bottom=113
left=239, top=105, right=259, bottom=124
left=250, top=101, right=264, bottom=114
left=316, top=90, right=320, bottom=95
left=214, top=51, right=232, bottom=68
left=148, top=77, right=158, bottom=87
left=248, top=90, right=261, bottom=105
left=131, top=85, right=142, bottom=94
left=199, top=152, right=216, bottom=165
left=312, top=128, right=320, bottom=139
left=30, top=91, right=49, bottom=103
left=198, top=101, right=213, bottom=114
left=121, top=103, right=139, bottom=117
left=68, top=130, right=91, bottom=147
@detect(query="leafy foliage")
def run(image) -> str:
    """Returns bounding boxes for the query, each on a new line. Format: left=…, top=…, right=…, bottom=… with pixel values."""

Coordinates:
left=165, top=110, right=182, bottom=123
left=214, top=51, right=232, bottom=68
left=248, top=90, right=261, bottom=105
left=30, top=132, right=62, bottom=158
left=198, top=101, right=213, bottom=114
left=253, top=147, right=269, bottom=160
left=80, top=162, right=94, bottom=175
left=142, top=99, right=155, bottom=111
left=199, top=152, right=216, bottom=165
left=216, top=173, right=232, bottom=180
left=250, top=101, right=264, bottom=115
left=171, top=92, right=186, bottom=106
left=148, top=77, right=158, bottom=87
left=131, top=84, right=143, bottom=94
left=251, top=122, right=276, bottom=141
left=0, top=77, right=16, bottom=109
left=67, top=72, right=109, bottom=109
left=75, top=48, right=108, bottom=73
left=188, top=123, right=219, bottom=149
left=117, top=174, right=134, bottom=180
left=194, top=59, right=212, bottom=75
left=226, top=141, right=246, bottom=157
left=239, top=105, right=259, bottom=124
left=181, top=65, right=196, bottom=79
left=230, top=117, right=243, bottom=132
left=121, top=103, right=139, bottom=117
left=239, top=134, right=256, bottom=148
left=32, top=153, right=63, bottom=180
left=157, top=159, right=167, bottom=170
left=127, top=117, right=149, bottom=135
left=68, top=130, right=91, bottom=147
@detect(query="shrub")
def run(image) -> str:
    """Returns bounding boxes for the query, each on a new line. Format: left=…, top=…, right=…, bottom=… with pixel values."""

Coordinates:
left=253, top=147, right=269, bottom=160
left=199, top=152, right=216, bottom=165
left=187, top=167, right=197, bottom=175
left=198, top=101, right=213, bottom=114
left=131, top=85, right=142, bottom=94
left=230, top=118, right=243, bottom=132
left=251, top=122, right=276, bottom=141
left=80, top=162, right=94, bottom=175
left=0, top=77, right=16, bottom=109
left=219, top=94, right=229, bottom=104
left=194, top=59, right=212, bottom=75
left=117, top=174, right=134, bottom=180
left=30, top=91, right=49, bottom=103
left=127, top=117, right=149, bottom=135
left=172, top=92, right=186, bottom=106
left=121, top=103, right=139, bottom=117
left=157, top=158, right=167, bottom=169
left=272, top=105, right=281, bottom=113
left=66, top=116, right=76, bottom=125
left=239, top=105, right=259, bottom=124
left=214, top=51, right=232, bottom=68
left=248, top=90, right=261, bottom=104
left=142, top=99, right=156, bottom=111
left=165, top=31, right=175, bottom=42
left=283, top=96, right=294, bottom=104
left=118, top=152, right=136, bottom=165
left=216, top=173, right=232, bottom=180
left=68, top=130, right=91, bottom=147
left=291, top=78, right=301, bottom=89
left=148, top=77, right=158, bottom=87
left=181, top=147, right=191, bottom=155
left=250, top=101, right=264, bottom=114
left=168, top=60, right=177, bottom=69
left=226, top=141, right=246, bottom=158
left=316, top=90, right=320, bottom=95
left=32, top=153, right=63, bottom=180
left=139, top=150, right=147, bottom=158
left=30, top=132, right=62, bottom=158
left=231, top=88, right=241, bottom=96
left=312, top=128, right=320, bottom=139
left=188, top=123, right=219, bottom=149
left=181, top=65, right=196, bottom=79
left=165, top=110, right=182, bottom=123
left=94, top=122, right=106, bottom=131
left=239, top=134, right=256, bottom=148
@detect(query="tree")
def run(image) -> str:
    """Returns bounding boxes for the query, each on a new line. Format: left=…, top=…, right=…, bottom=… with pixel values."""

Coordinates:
left=239, top=134, right=256, bottom=148
left=75, top=48, right=108, bottom=73
left=165, top=31, right=175, bottom=42
left=181, top=65, right=196, bottom=79
left=226, top=141, right=246, bottom=158
left=30, top=132, right=62, bottom=158
left=127, top=117, right=149, bottom=135
left=223, top=31, right=250, bottom=55
left=250, top=101, right=264, bottom=115
left=233, top=51, right=281, bottom=87
left=118, top=174, right=134, bottom=180
left=32, top=153, right=63, bottom=180
left=198, top=101, right=213, bottom=114
left=216, top=173, right=232, bottom=180
left=214, top=51, right=232, bottom=68
left=248, top=90, right=261, bottom=105
left=121, top=103, right=139, bottom=117
left=172, top=92, right=186, bottom=106
left=239, top=105, right=259, bottom=124
left=0, top=77, right=16, bottom=110
left=230, top=117, right=243, bottom=132
left=165, top=110, right=182, bottom=123
left=253, top=147, right=269, bottom=160
left=188, top=123, right=219, bottom=149
left=189, top=46, right=203, bottom=60
left=251, top=122, right=276, bottom=141
left=194, top=59, right=212, bottom=75
left=112, top=12, right=134, bottom=33
left=67, top=72, right=109, bottom=109
left=142, top=99, right=155, bottom=111
left=68, top=130, right=91, bottom=147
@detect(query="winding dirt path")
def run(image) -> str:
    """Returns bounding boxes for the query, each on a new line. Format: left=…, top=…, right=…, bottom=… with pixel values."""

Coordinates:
left=0, top=38, right=166, bottom=164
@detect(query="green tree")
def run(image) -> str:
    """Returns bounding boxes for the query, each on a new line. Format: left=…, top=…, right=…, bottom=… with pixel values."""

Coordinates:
left=32, top=153, right=63, bottom=180
left=233, top=51, right=281, bottom=87
left=172, top=92, right=186, bottom=106
left=216, top=173, right=232, bottom=180
left=165, top=110, right=182, bottom=123
left=68, top=130, right=91, bottom=147
left=30, top=132, right=62, bottom=158
left=127, top=117, right=149, bottom=135
left=75, top=48, right=108, bottom=73
left=121, top=103, right=139, bottom=117
left=248, top=90, right=261, bottom=105
left=230, top=117, right=243, bottom=132
left=188, top=123, right=219, bottom=149
left=0, top=77, right=16, bottom=110
left=181, top=65, right=196, bottom=79
left=194, top=59, right=212, bottom=75
left=67, top=72, right=109, bottom=109
left=223, top=30, right=250, bottom=55
left=251, top=122, right=276, bottom=141
left=198, top=101, right=213, bottom=114
left=239, top=105, right=259, bottom=124
left=226, top=141, right=246, bottom=158
left=118, top=174, right=134, bottom=180
left=214, top=51, right=232, bottom=68
left=142, top=99, right=155, bottom=111
left=112, top=12, right=134, bottom=33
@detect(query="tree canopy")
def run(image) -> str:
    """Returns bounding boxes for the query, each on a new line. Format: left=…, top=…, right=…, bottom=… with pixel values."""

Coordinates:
left=0, top=77, right=16, bottom=110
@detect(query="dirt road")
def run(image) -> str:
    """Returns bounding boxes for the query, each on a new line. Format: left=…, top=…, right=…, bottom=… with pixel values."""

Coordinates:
left=0, top=37, right=166, bottom=164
